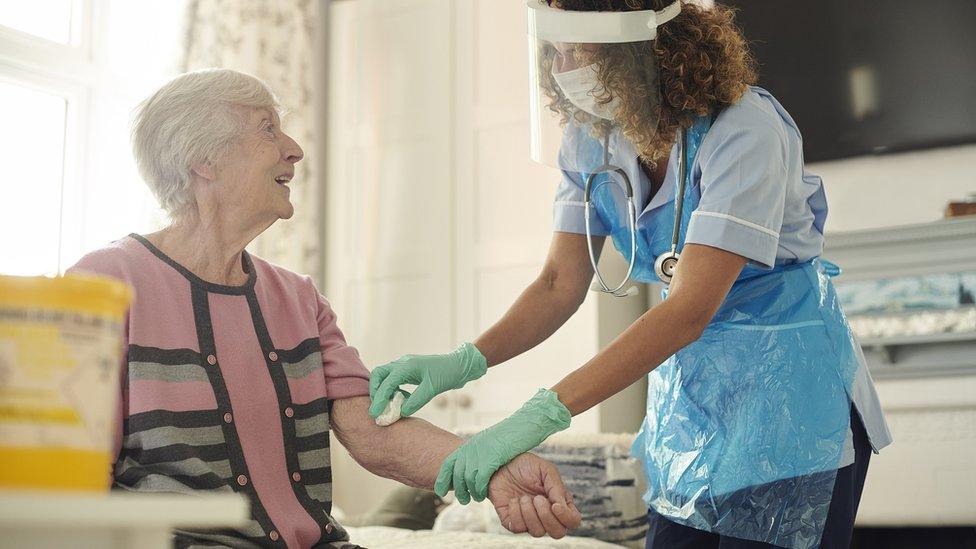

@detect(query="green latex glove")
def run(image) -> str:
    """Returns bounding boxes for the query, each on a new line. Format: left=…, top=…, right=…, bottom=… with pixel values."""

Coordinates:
left=368, top=342, right=487, bottom=419
left=434, top=388, right=571, bottom=504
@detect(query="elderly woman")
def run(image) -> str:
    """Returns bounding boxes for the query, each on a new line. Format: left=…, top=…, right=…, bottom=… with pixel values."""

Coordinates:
left=69, top=69, right=581, bottom=548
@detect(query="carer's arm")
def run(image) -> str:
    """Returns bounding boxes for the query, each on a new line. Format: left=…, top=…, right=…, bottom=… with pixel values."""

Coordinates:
left=553, top=243, right=747, bottom=415
left=474, top=231, right=602, bottom=367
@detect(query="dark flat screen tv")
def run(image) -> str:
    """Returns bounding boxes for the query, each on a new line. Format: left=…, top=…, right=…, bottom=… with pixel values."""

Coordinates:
left=722, top=0, right=976, bottom=161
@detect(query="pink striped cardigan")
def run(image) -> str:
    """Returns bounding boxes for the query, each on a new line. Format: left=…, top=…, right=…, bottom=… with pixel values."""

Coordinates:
left=70, top=234, right=370, bottom=549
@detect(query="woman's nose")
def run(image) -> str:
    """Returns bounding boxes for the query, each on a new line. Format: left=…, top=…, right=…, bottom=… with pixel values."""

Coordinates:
left=283, top=134, right=304, bottom=164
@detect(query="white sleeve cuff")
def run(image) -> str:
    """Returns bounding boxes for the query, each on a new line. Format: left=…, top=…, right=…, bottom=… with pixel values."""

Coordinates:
left=685, top=210, right=780, bottom=269
left=553, top=200, right=610, bottom=236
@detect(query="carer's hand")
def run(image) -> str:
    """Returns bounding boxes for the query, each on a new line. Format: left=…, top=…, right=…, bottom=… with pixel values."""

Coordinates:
left=434, top=389, right=571, bottom=503
left=487, top=453, right=582, bottom=538
left=368, top=342, right=487, bottom=419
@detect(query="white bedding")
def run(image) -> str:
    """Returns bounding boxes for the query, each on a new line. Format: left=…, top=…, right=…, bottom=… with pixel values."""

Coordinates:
left=345, top=526, right=622, bottom=548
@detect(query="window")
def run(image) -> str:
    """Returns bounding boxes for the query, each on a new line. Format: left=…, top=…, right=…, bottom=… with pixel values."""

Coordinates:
left=0, top=1, right=185, bottom=276
left=0, top=82, right=67, bottom=275
left=0, top=0, right=76, bottom=44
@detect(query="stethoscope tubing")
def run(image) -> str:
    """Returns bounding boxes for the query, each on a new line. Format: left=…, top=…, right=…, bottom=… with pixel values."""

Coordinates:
left=583, top=128, right=688, bottom=294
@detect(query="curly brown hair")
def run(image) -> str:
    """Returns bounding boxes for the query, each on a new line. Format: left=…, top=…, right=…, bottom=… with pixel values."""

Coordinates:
left=542, top=0, right=757, bottom=167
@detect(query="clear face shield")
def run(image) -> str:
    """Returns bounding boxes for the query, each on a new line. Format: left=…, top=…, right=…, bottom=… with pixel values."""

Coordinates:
left=527, top=0, right=680, bottom=169
left=526, top=0, right=681, bottom=295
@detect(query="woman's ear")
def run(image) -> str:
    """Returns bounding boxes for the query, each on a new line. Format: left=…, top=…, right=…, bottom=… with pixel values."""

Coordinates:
left=190, top=159, right=216, bottom=182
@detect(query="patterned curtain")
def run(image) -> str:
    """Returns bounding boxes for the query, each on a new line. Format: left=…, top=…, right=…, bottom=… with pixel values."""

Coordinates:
left=182, top=0, right=322, bottom=281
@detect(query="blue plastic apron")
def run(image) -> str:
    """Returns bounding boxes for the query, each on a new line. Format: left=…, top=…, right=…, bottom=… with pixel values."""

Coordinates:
left=585, top=116, right=859, bottom=549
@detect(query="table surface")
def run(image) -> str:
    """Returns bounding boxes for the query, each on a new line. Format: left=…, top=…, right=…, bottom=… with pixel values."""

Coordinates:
left=0, top=490, right=249, bottom=529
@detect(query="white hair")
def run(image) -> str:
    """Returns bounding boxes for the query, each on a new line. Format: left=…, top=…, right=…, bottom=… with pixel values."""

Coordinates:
left=131, top=68, right=284, bottom=216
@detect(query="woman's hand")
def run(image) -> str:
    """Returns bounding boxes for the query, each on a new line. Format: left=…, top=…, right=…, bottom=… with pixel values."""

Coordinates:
left=434, top=389, right=571, bottom=503
left=368, top=342, right=487, bottom=419
left=488, top=453, right=582, bottom=538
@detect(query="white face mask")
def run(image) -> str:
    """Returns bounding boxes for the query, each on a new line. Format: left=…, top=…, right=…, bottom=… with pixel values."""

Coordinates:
left=551, top=63, right=619, bottom=120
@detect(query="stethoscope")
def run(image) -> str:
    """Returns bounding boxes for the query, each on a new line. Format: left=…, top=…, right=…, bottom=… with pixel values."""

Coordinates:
left=584, top=127, right=688, bottom=296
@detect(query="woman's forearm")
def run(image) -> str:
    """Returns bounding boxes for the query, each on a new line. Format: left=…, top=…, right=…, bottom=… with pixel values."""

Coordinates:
left=552, top=295, right=703, bottom=415
left=474, top=274, right=585, bottom=368
left=332, top=396, right=461, bottom=489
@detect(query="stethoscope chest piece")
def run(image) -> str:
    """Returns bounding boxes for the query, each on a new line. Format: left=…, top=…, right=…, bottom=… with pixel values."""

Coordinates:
left=654, top=251, right=679, bottom=284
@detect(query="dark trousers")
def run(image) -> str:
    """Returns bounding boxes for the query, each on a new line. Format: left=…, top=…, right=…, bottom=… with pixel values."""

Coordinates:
left=646, top=408, right=872, bottom=549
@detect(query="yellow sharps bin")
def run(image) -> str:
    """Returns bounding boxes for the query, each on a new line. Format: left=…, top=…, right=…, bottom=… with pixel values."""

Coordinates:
left=0, top=274, right=131, bottom=491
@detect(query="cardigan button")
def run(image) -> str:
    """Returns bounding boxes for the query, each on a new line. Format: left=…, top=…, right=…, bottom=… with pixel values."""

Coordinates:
left=269, top=530, right=279, bottom=542
left=236, top=474, right=248, bottom=486
left=268, top=351, right=278, bottom=362
left=284, top=407, right=294, bottom=418
left=207, top=354, right=217, bottom=365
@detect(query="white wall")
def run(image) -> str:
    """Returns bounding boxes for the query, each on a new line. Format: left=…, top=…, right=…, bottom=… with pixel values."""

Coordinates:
left=812, top=144, right=976, bottom=233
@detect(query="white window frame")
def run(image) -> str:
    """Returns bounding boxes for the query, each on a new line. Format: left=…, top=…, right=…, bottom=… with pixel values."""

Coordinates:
left=0, top=0, right=100, bottom=274
left=0, top=0, right=176, bottom=275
